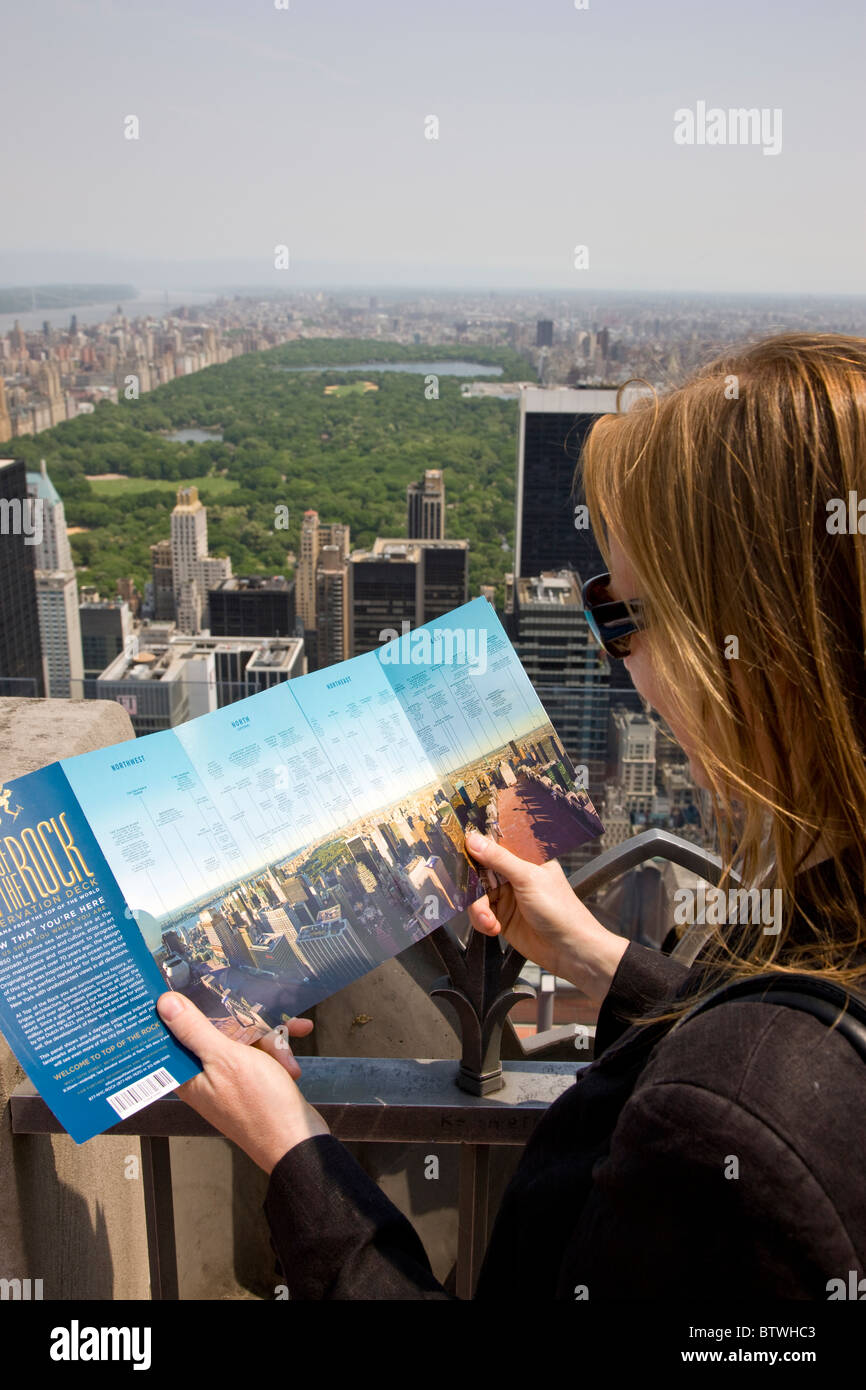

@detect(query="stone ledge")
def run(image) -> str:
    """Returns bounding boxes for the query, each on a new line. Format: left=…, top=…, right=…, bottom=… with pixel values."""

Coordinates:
left=0, top=694, right=146, bottom=1297
left=0, top=697, right=135, bottom=782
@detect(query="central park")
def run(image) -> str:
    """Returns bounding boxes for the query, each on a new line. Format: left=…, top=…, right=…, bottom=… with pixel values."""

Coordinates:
left=9, top=338, right=537, bottom=604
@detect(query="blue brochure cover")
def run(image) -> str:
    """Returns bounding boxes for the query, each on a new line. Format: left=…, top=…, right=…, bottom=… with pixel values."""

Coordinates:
left=0, top=598, right=604, bottom=1142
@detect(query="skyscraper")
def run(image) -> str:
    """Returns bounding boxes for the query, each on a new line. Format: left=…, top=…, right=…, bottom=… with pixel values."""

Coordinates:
left=509, top=570, right=610, bottom=794
left=80, top=599, right=133, bottom=684
left=208, top=576, right=296, bottom=638
left=536, top=320, right=554, bottom=348
left=612, top=709, right=657, bottom=818
left=349, top=542, right=422, bottom=657
left=347, top=538, right=469, bottom=656
left=171, top=486, right=207, bottom=632
left=407, top=469, right=446, bottom=540
left=0, top=380, right=12, bottom=445
left=297, top=510, right=321, bottom=632
left=514, top=386, right=651, bottom=582
left=26, top=461, right=83, bottom=698
left=149, top=539, right=175, bottom=621
left=296, top=909, right=376, bottom=982
left=315, top=544, right=349, bottom=669
left=413, top=539, right=468, bottom=622
left=170, top=486, right=232, bottom=633
left=296, top=514, right=350, bottom=647
left=0, top=458, right=44, bottom=697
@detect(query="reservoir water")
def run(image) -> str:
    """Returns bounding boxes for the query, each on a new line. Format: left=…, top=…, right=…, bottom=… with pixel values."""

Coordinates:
left=273, top=360, right=503, bottom=377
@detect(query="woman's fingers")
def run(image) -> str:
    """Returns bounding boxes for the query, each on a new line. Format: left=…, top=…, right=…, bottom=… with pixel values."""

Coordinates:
left=468, top=895, right=501, bottom=936
left=465, top=830, right=536, bottom=889
left=254, top=1034, right=301, bottom=1079
left=253, top=1016, right=314, bottom=1078
left=157, top=993, right=315, bottom=1083
left=284, top=1016, right=314, bottom=1037
left=157, top=991, right=232, bottom=1065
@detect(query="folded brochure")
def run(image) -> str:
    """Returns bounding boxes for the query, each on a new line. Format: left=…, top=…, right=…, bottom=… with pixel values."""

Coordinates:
left=0, top=597, right=604, bottom=1141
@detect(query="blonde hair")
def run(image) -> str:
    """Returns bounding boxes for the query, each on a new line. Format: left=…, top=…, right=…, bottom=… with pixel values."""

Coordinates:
left=581, top=332, right=866, bottom=1025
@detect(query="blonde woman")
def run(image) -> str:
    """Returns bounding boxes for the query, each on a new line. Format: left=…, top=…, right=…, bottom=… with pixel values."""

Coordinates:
left=158, top=332, right=866, bottom=1299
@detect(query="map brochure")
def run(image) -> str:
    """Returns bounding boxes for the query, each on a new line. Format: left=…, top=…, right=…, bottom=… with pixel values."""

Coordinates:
left=0, top=597, right=604, bottom=1142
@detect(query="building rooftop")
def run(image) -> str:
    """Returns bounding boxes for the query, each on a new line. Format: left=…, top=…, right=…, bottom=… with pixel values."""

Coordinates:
left=212, top=575, right=291, bottom=592
left=26, top=460, right=61, bottom=506
left=97, top=633, right=303, bottom=683
left=519, top=385, right=653, bottom=414
left=516, top=570, right=582, bottom=605
left=371, top=537, right=468, bottom=554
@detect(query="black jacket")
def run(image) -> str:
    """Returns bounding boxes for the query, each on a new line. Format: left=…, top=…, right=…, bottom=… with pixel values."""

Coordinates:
left=263, top=851, right=866, bottom=1299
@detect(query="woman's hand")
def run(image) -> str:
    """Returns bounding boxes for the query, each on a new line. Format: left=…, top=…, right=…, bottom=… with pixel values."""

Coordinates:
left=465, top=830, right=628, bottom=1008
left=156, top=992, right=330, bottom=1175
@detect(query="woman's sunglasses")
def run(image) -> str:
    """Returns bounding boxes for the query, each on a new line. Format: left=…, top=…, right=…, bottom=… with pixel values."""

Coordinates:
left=581, top=571, right=647, bottom=660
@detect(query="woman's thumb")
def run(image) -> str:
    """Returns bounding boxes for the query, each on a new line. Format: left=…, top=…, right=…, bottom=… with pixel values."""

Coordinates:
left=465, top=830, right=533, bottom=886
left=157, top=991, right=225, bottom=1064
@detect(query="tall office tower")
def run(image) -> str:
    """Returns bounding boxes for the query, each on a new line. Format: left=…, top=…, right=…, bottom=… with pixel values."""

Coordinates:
left=513, top=387, right=650, bottom=769
left=514, top=385, right=650, bottom=583
left=509, top=571, right=610, bottom=794
left=148, top=536, right=176, bottom=619
left=26, top=462, right=72, bottom=572
left=25, top=462, right=84, bottom=698
left=0, top=379, right=12, bottom=445
left=171, top=486, right=207, bottom=631
left=612, top=708, right=657, bottom=818
left=347, top=538, right=469, bottom=656
left=0, top=458, right=44, bottom=697
left=208, top=576, right=295, bottom=638
left=34, top=574, right=83, bottom=699
left=195, top=556, right=232, bottom=630
left=170, top=485, right=231, bottom=633
left=536, top=320, right=554, bottom=348
left=297, top=510, right=321, bottom=631
left=79, top=598, right=132, bottom=682
left=407, top=469, right=446, bottom=540
left=162, top=929, right=186, bottom=958
left=315, top=545, right=349, bottom=669
left=297, top=510, right=350, bottom=631
left=413, top=539, right=468, bottom=621
left=257, top=905, right=315, bottom=969
left=150, top=539, right=176, bottom=622
left=37, top=363, right=66, bottom=428
left=199, top=909, right=253, bottom=967
left=348, top=542, right=422, bottom=656
left=296, top=910, right=375, bottom=983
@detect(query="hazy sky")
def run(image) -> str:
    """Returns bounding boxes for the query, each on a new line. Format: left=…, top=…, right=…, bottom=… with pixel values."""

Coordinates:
left=3, top=0, right=864, bottom=293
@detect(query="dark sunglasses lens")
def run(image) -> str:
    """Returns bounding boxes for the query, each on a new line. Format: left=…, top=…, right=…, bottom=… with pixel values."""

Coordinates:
left=584, top=575, right=630, bottom=658
left=604, top=630, right=633, bottom=659
left=584, top=574, right=611, bottom=604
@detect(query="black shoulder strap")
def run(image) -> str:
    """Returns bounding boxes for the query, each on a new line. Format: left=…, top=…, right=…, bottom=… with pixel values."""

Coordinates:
left=667, top=972, right=866, bottom=1064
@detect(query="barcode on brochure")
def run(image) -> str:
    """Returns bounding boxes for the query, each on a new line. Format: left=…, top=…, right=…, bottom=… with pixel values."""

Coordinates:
left=106, top=1067, right=179, bottom=1119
